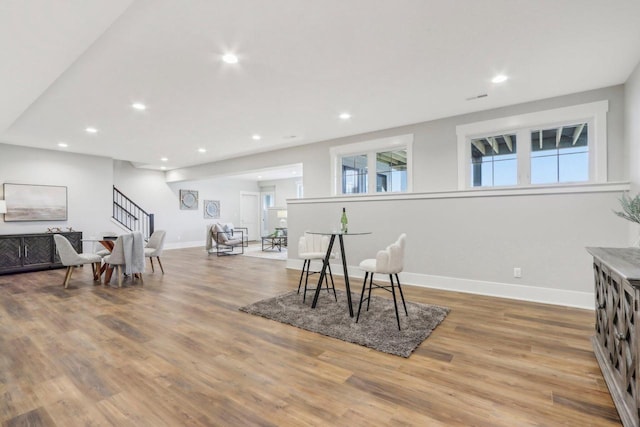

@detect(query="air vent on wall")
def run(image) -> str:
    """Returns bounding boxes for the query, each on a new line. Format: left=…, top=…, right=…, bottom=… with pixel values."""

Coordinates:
left=466, top=93, right=488, bottom=101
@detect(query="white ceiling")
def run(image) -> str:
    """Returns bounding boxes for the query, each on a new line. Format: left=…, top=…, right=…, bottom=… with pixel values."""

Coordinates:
left=2, top=0, right=640, bottom=172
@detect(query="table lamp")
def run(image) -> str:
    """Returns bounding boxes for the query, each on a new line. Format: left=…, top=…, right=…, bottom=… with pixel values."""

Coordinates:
left=277, top=210, right=287, bottom=227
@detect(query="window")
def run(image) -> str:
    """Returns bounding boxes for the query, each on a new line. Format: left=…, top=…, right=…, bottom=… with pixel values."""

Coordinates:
left=456, top=101, right=608, bottom=190
left=331, top=134, right=413, bottom=195
left=470, top=134, right=517, bottom=187
left=530, top=124, right=588, bottom=184
left=376, top=150, right=407, bottom=192
left=342, top=154, right=368, bottom=194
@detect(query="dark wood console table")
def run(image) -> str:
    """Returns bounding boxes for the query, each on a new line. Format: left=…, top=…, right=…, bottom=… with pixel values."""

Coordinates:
left=0, top=232, right=82, bottom=275
left=587, top=247, right=640, bottom=427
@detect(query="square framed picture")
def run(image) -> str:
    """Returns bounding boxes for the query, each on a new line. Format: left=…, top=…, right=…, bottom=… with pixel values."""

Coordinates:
left=204, top=200, right=220, bottom=219
left=179, top=189, right=198, bottom=210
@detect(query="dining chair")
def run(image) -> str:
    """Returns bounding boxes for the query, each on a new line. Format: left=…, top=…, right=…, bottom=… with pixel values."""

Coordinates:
left=356, top=233, right=408, bottom=330
left=53, top=234, right=103, bottom=288
left=298, top=232, right=337, bottom=302
left=95, top=231, right=118, bottom=258
left=144, top=230, right=166, bottom=273
left=103, top=232, right=145, bottom=287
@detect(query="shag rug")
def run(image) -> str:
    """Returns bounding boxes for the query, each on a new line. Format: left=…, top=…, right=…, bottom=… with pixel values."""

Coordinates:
left=239, top=289, right=450, bottom=357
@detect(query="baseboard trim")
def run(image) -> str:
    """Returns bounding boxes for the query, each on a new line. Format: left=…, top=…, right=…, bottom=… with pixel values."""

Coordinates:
left=285, top=259, right=593, bottom=309
left=165, top=240, right=204, bottom=250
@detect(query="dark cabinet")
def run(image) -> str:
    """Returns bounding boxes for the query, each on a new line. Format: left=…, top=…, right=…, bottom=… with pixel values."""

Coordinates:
left=0, top=232, right=82, bottom=275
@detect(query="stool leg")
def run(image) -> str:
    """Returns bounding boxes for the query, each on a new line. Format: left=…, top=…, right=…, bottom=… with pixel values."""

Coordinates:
left=328, top=263, right=337, bottom=301
left=366, top=273, right=374, bottom=311
left=297, top=259, right=308, bottom=294
left=303, top=260, right=311, bottom=302
left=356, top=272, right=369, bottom=323
left=390, top=274, right=401, bottom=331
left=396, top=273, right=408, bottom=316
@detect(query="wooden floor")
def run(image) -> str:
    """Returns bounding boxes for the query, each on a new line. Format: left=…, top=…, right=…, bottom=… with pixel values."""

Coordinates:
left=0, top=247, right=620, bottom=426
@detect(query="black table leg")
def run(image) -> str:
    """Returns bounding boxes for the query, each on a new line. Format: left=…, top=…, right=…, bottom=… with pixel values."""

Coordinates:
left=338, top=234, right=354, bottom=317
left=311, top=234, right=336, bottom=309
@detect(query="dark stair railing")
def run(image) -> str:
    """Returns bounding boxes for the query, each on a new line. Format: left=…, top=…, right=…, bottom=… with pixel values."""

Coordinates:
left=112, top=186, right=154, bottom=240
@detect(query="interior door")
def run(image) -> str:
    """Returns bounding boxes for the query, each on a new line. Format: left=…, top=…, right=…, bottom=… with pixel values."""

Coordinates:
left=240, top=192, right=261, bottom=241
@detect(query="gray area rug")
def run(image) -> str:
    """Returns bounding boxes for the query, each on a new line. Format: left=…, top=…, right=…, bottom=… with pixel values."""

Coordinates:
left=239, top=289, right=450, bottom=357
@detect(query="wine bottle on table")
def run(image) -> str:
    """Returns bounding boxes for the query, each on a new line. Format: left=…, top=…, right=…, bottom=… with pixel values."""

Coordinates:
left=340, top=207, right=348, bottom=233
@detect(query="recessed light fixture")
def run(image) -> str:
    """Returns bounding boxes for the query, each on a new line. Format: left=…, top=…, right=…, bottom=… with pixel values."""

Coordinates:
left=160, top=157, right=168, bottom=162
left=198, top=148, right=207, bottom=153
left=291, top=171, right=297, bottom=175
left=85, top=127, right=98, bottom=134
left=160, top=166, right=167, bottom=170
left=257, top=175, right=262, bottom=179
left=222, top=53, right=239, bottom=64
left=339, top=112, right=352, bottom=120
left=491, top=74, right=508, bottom=83
left=58, top=142, right=68, bottom=148
left=252, top=134, right=261, bottom=141
left=132, top=102, right=146, bottom=110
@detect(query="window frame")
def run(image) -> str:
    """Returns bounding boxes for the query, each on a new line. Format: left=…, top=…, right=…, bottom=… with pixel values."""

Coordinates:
left=456, top=101, right=608, bottom=190
left=330, top=134, right=413, bottom=196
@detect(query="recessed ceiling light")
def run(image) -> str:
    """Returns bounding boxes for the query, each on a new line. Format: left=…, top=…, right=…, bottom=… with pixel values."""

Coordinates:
left=160, top=166, right=167, bottom=170
left=85, top=127, right=98, bottom=134
left=132, top=102, right=146, bottom=110
left=58, top=142, right=68, bottom=148
left=291, top=171, right=297, bottom=175
left=198, top=148, right=207, bottom=153
left=252, top=134, right=261, bottom=141
left=491, top=74, right=508, bottom=83
left=257, top=175, right=262, bottom=179
left=222, top=53, right=239, bottom=64
left=339, top=112, right=352, bottom=120
left=160, top=157, right=168, bottom=162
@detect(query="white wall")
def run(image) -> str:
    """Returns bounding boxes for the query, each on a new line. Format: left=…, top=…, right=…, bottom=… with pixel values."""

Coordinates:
left=258, top=177, right=300, bottom=207
left=113, top=160, right=259, bottom=246
left=168, top=85, right=626, bottom=197
left=0, top=144, right=114, bottom=247
left=287, top=185, right=627, bottom=308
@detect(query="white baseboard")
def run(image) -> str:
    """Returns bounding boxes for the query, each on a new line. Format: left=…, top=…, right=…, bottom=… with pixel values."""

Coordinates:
left=285, top=259, right=593, bottom=310
left=165, top=240, right=204, bottom=250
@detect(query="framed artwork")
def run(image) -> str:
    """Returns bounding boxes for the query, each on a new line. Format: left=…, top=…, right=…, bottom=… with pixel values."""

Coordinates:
left=204, top=200, right=220, bottom=219
left=179, top=189, right=198, bottom=210
left=3, top=183, right=68, bottom=222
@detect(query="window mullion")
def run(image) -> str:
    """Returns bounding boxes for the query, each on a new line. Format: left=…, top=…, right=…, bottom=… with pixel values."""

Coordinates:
left=517, top=129, right=531, bottom=185
left=368, top=151, right=376, bottom=193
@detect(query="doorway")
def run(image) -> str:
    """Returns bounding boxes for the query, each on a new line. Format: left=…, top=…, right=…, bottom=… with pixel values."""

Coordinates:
left=240, top=191, right=260, bottom=241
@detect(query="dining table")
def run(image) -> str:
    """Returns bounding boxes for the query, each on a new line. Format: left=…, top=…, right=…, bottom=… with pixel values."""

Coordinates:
left=307, top=231, right=371, bottom=317
left=81, top=236, right=118, bottom=281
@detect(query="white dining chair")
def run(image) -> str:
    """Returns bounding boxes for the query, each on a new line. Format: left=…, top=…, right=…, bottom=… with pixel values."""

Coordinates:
left=298, top=232, right=336, bottom=302
left=53, top=234, right=103, bottom=288
left=356, top=233, right=408, bottom=330
left=145, top=230, right=166, bottom=273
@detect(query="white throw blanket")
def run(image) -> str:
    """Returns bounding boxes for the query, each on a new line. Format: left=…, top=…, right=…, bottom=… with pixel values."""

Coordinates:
left=205, top=224, right=216, bottom=251
left=122, top=231, right=145, bottom=275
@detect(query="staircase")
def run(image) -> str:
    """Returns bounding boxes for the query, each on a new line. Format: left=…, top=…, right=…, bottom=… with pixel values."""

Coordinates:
left=112, top=186, right=154, bottom=240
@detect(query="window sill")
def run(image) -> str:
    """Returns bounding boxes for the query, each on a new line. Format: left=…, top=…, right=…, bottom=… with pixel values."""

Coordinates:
left=289, top=181, right=629, bottom=204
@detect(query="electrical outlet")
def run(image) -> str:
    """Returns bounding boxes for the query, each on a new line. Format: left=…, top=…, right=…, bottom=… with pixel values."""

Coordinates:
left=513, top=267, right=522, bottom=278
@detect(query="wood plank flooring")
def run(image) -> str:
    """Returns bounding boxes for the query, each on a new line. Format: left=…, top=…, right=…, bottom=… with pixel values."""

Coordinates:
left=0, top=247, right=620, bottom=426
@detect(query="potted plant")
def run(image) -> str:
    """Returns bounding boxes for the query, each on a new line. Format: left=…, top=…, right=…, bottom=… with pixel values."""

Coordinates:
left=614, top=193, right=640, bottom=246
